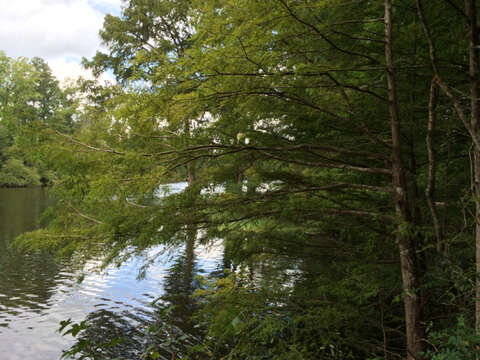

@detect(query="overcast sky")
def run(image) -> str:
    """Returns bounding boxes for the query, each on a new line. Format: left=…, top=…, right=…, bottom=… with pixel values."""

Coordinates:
left=0, top=0, right=123, bottom=83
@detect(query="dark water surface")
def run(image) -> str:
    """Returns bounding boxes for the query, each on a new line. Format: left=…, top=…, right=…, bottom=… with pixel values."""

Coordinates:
left=0, top=188, right=222, bottom=359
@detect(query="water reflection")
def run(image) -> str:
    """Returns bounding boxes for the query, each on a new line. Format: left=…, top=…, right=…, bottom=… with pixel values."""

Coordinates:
left=0, top=187, right=48, bottom=241
left=0, top=188, right=224, bottom=360
left=65, top=235, right=222, bottom=360
left=0, top=188, right=60, bottom=316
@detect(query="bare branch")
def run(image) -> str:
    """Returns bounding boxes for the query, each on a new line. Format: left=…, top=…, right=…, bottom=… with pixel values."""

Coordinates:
left=259, top=150, right=391, bottom=175
left=55, top=130, right=127, bottom=156
left=277, top=0, right=380, bottom=64
left=68, top=203, right=104, bottom=225
left=415, top=0, right=480, bottom=150
left=332, top=18, right=385, bottom=25
left=126, top=200, right=150, bottom=208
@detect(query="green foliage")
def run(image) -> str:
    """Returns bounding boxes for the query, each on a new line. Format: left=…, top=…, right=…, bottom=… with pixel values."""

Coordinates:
left=13, top=0, right=480, bottom=359
left=0, top=158, right=41, bottom=187
left=58, top=318, right=127, bottom=360
left=189, top=251, right=391, bottom=360
left=424, top=317, right=480, bottom=360
left=0, top=51, right=76, bottom=187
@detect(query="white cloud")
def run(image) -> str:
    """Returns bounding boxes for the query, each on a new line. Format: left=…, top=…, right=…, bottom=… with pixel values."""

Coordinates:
left=48, top=58, right=114, bottom=86
left=0, top=0, right=105, bottom=60
left=0, top=0, right=121, bottom=83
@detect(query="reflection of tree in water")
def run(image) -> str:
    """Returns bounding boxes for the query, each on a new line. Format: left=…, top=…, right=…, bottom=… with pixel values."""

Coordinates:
left=62, top=309, right=148, bottom=359
left=0, top=188, right=72, bottom=314
left=161, top=232, right=197, bottom=332
left=63, top=222, right=346, bottom=360
left=0, top=188, right=47, bottom=241
left=63, top=230, right=214, bottom=359
left=0, top=251, right=62, bottom=313
left=147, top=231, right=203, bottom=359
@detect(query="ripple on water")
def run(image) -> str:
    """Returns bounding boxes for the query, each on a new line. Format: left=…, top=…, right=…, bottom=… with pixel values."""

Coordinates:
left=0, top=188, right=225, bottom=360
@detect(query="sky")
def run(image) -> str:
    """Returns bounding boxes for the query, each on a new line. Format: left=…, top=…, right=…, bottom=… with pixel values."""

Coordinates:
left=0, top=0, right=123, bottom=84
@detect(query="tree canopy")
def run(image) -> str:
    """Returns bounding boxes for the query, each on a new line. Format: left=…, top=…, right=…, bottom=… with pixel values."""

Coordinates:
left=15, top=0, right=480, bottom=359
left=0, top=52, right=76, bottom=187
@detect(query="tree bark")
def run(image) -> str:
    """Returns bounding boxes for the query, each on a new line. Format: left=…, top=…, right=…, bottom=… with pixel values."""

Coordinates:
left=425, top=78, right=442, bottom=251
left=464, top=0, right=480, bottom=335
left=385, top=1, right=424, bottom=358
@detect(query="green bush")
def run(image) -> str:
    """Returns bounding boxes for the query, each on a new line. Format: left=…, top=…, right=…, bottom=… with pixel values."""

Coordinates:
left=424, top=316, right=480, bottom=360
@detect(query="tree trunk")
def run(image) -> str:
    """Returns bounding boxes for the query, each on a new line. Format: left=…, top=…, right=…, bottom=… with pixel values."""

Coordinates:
left=385, top=1, right=424, bottom=358
left=425, top=78, right=442, bottom=250
left=465, top=0, right=480, bottom=335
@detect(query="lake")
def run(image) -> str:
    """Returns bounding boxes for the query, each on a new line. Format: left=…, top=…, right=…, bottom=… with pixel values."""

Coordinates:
left=0, top=187, right=223, bottom=359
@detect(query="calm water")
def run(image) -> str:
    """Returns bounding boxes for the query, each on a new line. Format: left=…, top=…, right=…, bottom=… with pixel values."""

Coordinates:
left=0, top=188, right=223, bottom=359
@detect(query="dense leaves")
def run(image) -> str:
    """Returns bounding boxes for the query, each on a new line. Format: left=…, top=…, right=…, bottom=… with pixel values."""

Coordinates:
left=13, top=0, right=480, bottom=359
left=0, top=52, right=76, bottom=187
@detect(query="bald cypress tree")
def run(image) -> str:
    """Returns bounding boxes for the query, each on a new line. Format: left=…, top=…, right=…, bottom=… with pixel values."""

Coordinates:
left=19, top=0, right=480, bottom=358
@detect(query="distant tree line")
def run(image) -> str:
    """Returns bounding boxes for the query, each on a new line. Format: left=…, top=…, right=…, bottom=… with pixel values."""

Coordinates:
left=0, top=52, right=75, bottom=187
